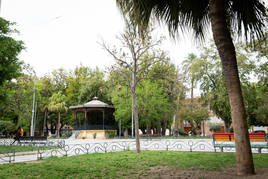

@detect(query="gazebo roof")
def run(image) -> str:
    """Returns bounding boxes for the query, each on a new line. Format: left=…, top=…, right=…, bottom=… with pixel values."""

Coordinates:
left=69, top=97, right=113, bottom=110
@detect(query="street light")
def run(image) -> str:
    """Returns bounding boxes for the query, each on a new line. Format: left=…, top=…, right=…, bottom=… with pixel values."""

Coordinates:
left=30, top=85, right=36, bottom=136
left=30, top=73, right=37, bottom=136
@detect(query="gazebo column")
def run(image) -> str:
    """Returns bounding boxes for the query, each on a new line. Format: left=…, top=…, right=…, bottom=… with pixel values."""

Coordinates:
left=102, top=109, right=105, bottom=130
left=74, top=111, right=77, bottom=130
left=84, top=110, right=87, bottom=130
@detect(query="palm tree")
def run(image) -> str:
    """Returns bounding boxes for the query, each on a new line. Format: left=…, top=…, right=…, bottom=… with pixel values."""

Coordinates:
left=48, top=92, right=68, bottom=138
left=182, top=53, right=202, bottom=105
left=116, top=0, right=267, bottom=176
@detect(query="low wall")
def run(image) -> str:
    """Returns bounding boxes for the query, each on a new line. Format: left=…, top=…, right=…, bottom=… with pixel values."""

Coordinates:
left=75, top=130, right=117, bottom=139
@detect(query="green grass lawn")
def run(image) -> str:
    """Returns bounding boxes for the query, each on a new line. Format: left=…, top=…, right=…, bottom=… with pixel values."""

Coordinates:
left=0, top=145, right=56, bottom=154
left=0, top=151, right=267, bottom=178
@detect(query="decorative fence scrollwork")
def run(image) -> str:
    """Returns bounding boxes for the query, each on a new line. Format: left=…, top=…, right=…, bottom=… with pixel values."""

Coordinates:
left=1, top=139, right=267, bottom=164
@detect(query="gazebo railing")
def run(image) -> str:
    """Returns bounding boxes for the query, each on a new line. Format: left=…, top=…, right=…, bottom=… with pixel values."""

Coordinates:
left=73, top=125, right=117, bottom=130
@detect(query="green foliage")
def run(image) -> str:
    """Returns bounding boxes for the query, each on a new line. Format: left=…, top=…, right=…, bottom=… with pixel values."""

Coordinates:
left=48, top=91, right=68, bottom=137
left=93, top=133, right=97, bottom=139
left=0, top=18, right=24, bottom=87
left=0, top=120, right=16, bottom=134
left=182, top=53, right=204, bottom=99
left=137, top=80, right=171, bottom=131
left=199, top=41, right=268, bottom=127
left=178, top=129, right=188, bottom=136
left=178, top=102, right=209, bottom=136
left=48, top=91, right=68, bottom=113
left=66, top=65, right=92, bottom=105
left=111, top=86, right=132, bottom=131
left=105, top=130, right=117, bottom=138
left=0, top=71, right=35, bottom=131
left=110, top=54, right=183, bottom=135
left=116, top=0, right=267, bottom=42
left=78, top=67, right=110, bottom=104
left=209, top=125, right=222, bottom=132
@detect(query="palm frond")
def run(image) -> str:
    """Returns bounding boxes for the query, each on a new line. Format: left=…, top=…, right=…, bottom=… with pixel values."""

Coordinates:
left=116, top=0, right=267, bottom=42
left=228, top=0, right=267, bottom=42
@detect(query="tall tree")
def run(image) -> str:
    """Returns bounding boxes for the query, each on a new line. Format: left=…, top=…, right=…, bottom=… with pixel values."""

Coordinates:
left=78, top=67, right=109, bottom=104
left=0, top=17, right=24, bottom=101
left=199, top=41, right=264, bottom=131
left=48, top=92, right=68, bottom=138
left=66, top=65, right=91, bottom=105
left=182, top=53, right=203, bottom=105
left=116, top=0, right=267, bottom=175
left=136, top=80, right=171, bottom=135
left=1, top=73, right=34, bottom=132
left=178, top=101, right=209, bottom=136
left=101, top=19, right=164, bottom=153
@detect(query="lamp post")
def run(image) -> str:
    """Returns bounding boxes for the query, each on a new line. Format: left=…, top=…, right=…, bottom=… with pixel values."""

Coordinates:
left=30, top=73, right=37, bottom=137
left=30, top=85, right=36, bottom=136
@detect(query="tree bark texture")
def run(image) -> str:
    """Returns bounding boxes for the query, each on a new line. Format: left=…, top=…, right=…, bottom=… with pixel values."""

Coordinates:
left=132, top=63, right=141, bottom=153
left=224, top=120, right=231, bottom=133
left=132, top=86, right=141, bottom=153
left=209, top=0, right=254, bottom=175
left=42, top=108, right=47, bottom=136
left=161, top=119, right=167, bottom=136
left=57, top=111, right=61, bottom=138
left=146, top=124, right=152, bottom=134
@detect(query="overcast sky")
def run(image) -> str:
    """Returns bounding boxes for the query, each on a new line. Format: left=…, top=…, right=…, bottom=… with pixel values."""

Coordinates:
left=2, top=0, right=200, bottom=76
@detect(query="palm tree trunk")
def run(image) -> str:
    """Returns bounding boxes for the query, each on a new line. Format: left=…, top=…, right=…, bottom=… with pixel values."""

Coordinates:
left=57, top=111, right=61, bottom=138
left=209, top=0, right=254, bottom=175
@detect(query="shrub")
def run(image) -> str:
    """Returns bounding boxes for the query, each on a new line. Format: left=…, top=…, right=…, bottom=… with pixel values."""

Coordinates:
left=179, top=129, right=188, bottom=136
left=93, top=133, right=97, bottom=139
left=0, top=120, right=16, bottom=135
left=209, top=125, right=222, bottom=132
left=105, top=130, right=117, bottom=138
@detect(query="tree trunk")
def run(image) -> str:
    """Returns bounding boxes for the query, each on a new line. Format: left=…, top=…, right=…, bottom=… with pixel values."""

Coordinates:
left=124, top=129, right=128, bottom=137
left=146, top=123, right=152, bottom=134
left=156, top=121, right=161, bottom=135
left=191, top=78, right=194, bottom=106
left=209, top=0, right=254, bottom=175
left=42, top=108, right=47, bottom=136
left=56, top=111, right=61, bottom=138
left=161, top=119, right=167, bottom=136
left=131, top=67, right=141, bottom=153
left=132, top=86, right=141, bottom=153
left=224, top=120, right=231, bottom=133
left=195, top=126, right=201, bottom=137
left=141, top=128, right=146, bottom=134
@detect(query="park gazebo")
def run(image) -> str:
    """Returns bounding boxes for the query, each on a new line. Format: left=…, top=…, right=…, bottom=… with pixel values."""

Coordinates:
left=69, top=97, right=117, bottom=139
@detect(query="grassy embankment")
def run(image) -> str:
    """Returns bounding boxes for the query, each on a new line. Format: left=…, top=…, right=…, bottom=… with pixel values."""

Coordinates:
left=0, top=151, right=267, bottom=178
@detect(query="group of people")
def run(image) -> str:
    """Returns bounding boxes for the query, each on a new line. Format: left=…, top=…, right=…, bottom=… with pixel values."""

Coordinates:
left=11, top=126, right=24, bottom=145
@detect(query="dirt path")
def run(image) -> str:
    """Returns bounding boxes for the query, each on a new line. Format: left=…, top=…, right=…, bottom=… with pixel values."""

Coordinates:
left=134, top=167, right=268, bottom=179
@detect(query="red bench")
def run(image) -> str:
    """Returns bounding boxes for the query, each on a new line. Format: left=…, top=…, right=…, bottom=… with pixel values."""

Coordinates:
left=212, top=133, right=268, bottom=153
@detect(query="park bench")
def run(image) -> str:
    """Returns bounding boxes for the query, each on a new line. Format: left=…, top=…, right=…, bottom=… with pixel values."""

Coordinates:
left=19, top=136, right=48, bottom=146
left=212, top=133, right=268, bottom=153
